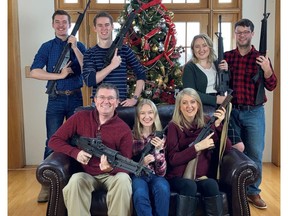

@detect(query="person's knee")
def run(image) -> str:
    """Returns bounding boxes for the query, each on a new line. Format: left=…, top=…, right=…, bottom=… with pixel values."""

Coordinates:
left=114, top=173, right=132, bottom=190
left=180, top=180, right=197, bottom=196
left=232, top=142, right=245, bottom=152
left=155, top=180, right=170, bottom=194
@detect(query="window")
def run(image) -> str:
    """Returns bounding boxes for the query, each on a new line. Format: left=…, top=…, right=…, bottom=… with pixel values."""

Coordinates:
left=55, top=0, right=242, bottom=105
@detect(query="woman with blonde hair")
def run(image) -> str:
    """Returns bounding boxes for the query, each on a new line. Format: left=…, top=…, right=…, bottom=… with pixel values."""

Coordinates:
left=166, top=88, right=232, bottom=216
left=132, top=99, right=170, bottom=216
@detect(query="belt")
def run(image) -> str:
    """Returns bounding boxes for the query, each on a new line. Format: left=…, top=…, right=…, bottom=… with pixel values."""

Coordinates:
left=232, top=104, right=263, bottom=111
left=55, top=89, right=81, bottom=96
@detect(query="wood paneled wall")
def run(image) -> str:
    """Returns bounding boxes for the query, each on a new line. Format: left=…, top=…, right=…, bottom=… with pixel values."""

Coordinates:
left=272, top=0, right=280, bottom=166
left=8, top=0, right=26, bottom=168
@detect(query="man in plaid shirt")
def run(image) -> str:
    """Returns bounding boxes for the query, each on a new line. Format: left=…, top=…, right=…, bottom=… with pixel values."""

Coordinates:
left=224, top=18, right=277, bottom=210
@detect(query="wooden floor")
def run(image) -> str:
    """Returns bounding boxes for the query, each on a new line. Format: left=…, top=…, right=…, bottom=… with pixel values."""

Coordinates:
left=8, top=163, right=280, bottom=216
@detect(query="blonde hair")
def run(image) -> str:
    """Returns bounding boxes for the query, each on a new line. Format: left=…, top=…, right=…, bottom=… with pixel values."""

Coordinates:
left=190, top=33, right=217, bottom=64
left=133, top=99, right=163, bottom=139
left=172, top=88, right=205, bottom=130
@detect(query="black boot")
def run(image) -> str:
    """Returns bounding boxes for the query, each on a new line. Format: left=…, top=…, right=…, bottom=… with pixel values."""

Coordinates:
left=176, top=194, right=198, bottom=216
left=203, top=195, right=223, bottom=216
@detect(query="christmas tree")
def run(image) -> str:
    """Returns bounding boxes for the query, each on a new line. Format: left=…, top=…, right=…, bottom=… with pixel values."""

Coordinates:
left=118, top=0, right=183, bottom=104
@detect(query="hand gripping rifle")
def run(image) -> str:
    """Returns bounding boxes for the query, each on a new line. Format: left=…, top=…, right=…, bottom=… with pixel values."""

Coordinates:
left=45, top=0, right=91, bottom=96
left=72, top=134, right=154, bottom=176
left=215, top=15, right=231, bottom=96
left=102, top=12, right=136, bottom=68
left=188, top=94, right=233, bottom=148
left=138, top=127, right=167, bottom=164
left=252, top=0, right=270, bottom=105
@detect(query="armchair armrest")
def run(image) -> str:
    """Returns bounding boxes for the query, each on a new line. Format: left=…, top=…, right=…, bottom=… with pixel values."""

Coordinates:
left=219, top=149, right=259, bottom=216
left=36, top=152, right=80, bottom=216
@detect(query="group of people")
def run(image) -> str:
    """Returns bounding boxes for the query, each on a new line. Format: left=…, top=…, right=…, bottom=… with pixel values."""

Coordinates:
left=30, top=8, right=277, bottom=216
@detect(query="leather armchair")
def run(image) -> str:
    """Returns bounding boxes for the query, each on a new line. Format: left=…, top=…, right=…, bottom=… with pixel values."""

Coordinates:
left=36, top=105, right=259, bottom=216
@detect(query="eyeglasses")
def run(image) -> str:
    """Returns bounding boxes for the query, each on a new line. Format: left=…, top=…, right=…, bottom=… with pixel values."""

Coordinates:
left=96, top=95, right=117, bottom=102
left=235, top=31, right=251, bottom=36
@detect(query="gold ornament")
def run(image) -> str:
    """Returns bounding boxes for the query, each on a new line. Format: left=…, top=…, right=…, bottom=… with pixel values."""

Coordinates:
left=151, top=44, right=159, bottom=52
left=169, top=11, right=174, bottom=19
left=160, top=65, right=165, bottom=76
left=175, top=68, right=182, bottom=77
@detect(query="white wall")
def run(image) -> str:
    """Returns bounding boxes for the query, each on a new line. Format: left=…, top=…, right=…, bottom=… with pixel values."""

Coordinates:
left=18, top=0, right=54, bottom=164
left=18, top=0, right=277, bottom=165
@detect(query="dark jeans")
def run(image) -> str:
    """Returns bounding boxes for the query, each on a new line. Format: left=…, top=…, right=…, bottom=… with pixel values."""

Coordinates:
left=132, top=174, right=170, bottom=216
left=44, top=92, right=83, bottom=159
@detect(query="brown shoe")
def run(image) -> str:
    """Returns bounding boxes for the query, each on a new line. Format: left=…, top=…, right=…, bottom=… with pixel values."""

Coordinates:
left=247, top=194, right=267, bottom=209
left=37, top=185, right=49, bottom=203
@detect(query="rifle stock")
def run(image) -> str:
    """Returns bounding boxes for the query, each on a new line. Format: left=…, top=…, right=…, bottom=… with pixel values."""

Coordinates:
left=188, top=94, right=233, bottom=147
left=102, top=12, right=136, bottom=68
left=72, top=134, right=153, bottom=177
left=45, top=0, right=91, bottom=96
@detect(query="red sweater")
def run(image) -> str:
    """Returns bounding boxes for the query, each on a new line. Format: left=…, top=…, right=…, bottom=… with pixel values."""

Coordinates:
left=49, top=109, right=133, bottom=176
left=165, top=119, right=232, bottom=179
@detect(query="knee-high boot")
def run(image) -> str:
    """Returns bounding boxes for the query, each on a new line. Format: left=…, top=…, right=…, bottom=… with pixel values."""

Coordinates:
left=176, top=194, right=198, bottom=216
left=203, top=195, right=223, bottom=216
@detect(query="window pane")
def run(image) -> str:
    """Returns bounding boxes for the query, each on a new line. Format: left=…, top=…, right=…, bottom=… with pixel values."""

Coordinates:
left=173, top=0, right=186, bottom=3
left=186, top=22, right=200, bottom=47
left=219, top=0, right=232, bottom=3
left=174, top=22, right=201, bottom=65
left=214, top=22, right=232, bottom=56
left=174, top=22, right=186, bottom=65
left=64, top=0, right=78, bottom=3
left=68, top=23, right=79, bottom=39
left=187, top=0, right=200, bottom=3
left=110, top=0, right=125, bottom=3
left=222, top=22, right=232, bottom=51
left=96, top=0, right=126, bottom=3
left=112, top=22, right=121, bottom=39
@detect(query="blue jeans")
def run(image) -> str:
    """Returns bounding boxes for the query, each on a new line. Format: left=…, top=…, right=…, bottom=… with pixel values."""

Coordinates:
left=132, top=174, right=170, bottom=216
left=229, top=106, right=265, bottom=195
left=44, top=92, right=83, bottom=159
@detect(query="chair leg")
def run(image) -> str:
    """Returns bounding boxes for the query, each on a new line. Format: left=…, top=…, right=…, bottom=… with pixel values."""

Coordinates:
left=203, top=195, right=223, bottom=216
left=176, top=194, right=198, bottom=216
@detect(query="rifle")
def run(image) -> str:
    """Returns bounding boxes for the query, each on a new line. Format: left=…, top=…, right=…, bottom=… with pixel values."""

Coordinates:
left=252, top=0, right=270, bottom=105
left=72, top=134, right=154, bottom=177
left=188, top=94, right=233, bottom=148
left=215, top=15, right=231, bottom=96
left=102, top=12, right=136, bottom=68
left=138, top=127, right=167, bottom=164
left=46, top=0, right=91, bottom=96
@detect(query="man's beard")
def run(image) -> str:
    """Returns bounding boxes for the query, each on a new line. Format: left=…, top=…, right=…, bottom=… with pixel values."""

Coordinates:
left=237, top=38, right=251, bottom=49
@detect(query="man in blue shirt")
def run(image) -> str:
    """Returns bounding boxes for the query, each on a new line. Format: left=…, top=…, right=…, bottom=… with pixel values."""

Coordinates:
left=30, top=9, right=86, bottom=202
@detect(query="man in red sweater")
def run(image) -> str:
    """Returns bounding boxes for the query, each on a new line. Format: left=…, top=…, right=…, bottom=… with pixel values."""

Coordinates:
left=49, top=83, right=133, bottom=216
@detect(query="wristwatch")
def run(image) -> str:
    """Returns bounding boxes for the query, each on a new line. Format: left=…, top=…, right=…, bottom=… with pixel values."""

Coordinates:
left=133, top=95, right=139, bottom=100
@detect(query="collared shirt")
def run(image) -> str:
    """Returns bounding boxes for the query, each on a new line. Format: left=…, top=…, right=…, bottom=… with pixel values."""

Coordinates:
left=224, top=45, right=277, bottom=105
left=31, top=36, right=86, bottom=91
